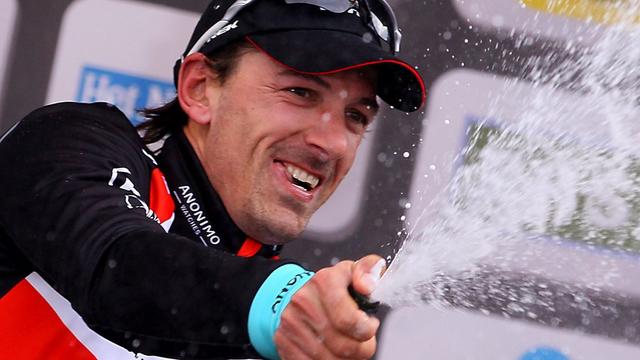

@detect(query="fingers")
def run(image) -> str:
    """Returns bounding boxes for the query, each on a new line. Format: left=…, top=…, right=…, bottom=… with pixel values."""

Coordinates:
left=276, top=310, right=325, bottom=359
left=274, top=256, right=384, bottom=359
left=286, top=284, right=329, bottom=335
left=351, top=255, right=386, bottom=296
left=326, top=302, right=378, bottom=341
left=311, top=263, right=377, bottom=340
left=275, top=332, right=313, bottom=360
left=322, top=317, right=379, bottom=358
left=277, top=292, right=377, bottom=359
left=276, top=317, right=378, bottom=360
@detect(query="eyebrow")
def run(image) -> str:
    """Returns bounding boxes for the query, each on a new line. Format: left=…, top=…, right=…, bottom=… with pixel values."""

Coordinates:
left=278, top=69, right=331, bottom=89
left=277, top=69, right=380, bottom=113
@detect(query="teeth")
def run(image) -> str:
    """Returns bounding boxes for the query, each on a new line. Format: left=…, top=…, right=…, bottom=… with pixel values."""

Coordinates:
left=286, top=164, right=320, bottom=190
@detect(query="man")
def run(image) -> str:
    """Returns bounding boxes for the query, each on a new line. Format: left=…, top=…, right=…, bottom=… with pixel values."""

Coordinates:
left=0, top=0, right=423, bottom=358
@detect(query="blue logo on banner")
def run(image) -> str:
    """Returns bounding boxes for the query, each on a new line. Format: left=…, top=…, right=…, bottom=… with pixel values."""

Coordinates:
left=519, top=347, right=570, bottom=360
left=76, top=65, right=175, bottom=125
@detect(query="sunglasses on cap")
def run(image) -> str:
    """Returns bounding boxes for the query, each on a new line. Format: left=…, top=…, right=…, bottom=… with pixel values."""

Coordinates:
left=184, top=0, right=402, bottom=61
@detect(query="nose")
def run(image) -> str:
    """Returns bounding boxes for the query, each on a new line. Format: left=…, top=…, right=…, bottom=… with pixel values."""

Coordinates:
left=303, top=109, right=350, bottom=161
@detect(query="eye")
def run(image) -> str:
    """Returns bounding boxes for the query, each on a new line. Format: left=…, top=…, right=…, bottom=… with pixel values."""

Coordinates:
left=286, top=87, right=314, bottom=98
left=346, top=109, right=371, bottom=128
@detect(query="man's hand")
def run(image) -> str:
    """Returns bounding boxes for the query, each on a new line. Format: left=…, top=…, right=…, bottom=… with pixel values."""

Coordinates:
left=274, top=255, right=386, bottom=359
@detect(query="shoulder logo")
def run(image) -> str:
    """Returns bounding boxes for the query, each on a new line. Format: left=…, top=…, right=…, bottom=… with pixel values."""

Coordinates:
left=108, top=167, right=141, bottom=196
left=108, top=167, right=160, bottom=223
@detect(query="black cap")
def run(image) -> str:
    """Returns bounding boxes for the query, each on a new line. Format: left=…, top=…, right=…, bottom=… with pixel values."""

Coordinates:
left=177, top=0, right=425, bottom=112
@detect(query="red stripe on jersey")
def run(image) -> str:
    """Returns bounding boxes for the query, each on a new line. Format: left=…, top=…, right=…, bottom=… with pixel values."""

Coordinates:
left=0, top=279, right=96, bottom=359
left=149, top=168, right=175, bottom=223
left=237, top=238, right=262, bottom=258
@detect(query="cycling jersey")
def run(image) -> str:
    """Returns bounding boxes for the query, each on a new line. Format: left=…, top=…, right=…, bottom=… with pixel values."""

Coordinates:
left=0, top=102, right=293, bottom=359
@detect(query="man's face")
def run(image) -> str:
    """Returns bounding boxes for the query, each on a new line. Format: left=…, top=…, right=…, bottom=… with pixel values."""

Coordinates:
left=195, top=50, right=378, bottom=244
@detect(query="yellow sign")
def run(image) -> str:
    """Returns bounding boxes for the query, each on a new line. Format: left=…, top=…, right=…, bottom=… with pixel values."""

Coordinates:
left=522, top=0, right=640, bottom=24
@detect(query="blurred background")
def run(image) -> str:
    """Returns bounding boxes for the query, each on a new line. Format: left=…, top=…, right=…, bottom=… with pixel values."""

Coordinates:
left=1, top=0, right=639, bottom=359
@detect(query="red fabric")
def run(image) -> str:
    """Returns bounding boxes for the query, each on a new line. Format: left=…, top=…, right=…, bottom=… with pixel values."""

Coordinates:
left=0, top=279, right=95, bottom=359
left=237, top=238, right=262, bottom=258
left=149, top=168, right=175, bottom=223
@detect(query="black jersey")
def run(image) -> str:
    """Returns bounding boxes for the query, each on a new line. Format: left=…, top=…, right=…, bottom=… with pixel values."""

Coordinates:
left=0, top=102, right=292, bottom=359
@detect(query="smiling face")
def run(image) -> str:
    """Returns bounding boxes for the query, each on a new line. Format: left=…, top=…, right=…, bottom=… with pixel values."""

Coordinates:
left=182, top=49, right=378, bottom=244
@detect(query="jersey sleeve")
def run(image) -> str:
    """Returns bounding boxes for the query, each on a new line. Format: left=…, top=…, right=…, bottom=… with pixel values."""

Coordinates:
left=0, top=103, right=290, bottom=358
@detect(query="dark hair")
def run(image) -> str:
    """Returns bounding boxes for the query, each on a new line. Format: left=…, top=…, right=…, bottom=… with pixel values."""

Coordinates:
left=137, top=41, right=254, bottom=144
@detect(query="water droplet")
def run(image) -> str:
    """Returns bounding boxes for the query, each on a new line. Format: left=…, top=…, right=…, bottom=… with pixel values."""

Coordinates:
left=403, top=152, right=410, bottom=158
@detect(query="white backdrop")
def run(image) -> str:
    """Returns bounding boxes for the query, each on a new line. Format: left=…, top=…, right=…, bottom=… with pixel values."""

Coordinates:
left=0, top=0, right=17, bottom=116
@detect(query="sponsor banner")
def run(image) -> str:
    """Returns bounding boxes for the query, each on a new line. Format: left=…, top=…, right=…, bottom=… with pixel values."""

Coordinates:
left=451, top=0, right=636, bottom=44
left=522, top=0, right=640, bottom=24
left=76, top=65, right=175, bottom=125
left=46, top=0, right=197, bottom=116
left=378, top=305, right=640, bottom=359
left=406, top=69, right=640, bottom=297
left=0, top=0, right=17, bottom=110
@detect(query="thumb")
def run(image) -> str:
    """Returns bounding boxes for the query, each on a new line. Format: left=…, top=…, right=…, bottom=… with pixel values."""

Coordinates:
left=352, top=255, right=386, bottom=296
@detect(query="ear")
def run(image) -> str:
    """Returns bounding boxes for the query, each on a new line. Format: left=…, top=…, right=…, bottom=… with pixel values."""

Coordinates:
left=177, top=53, right=217, bottom=125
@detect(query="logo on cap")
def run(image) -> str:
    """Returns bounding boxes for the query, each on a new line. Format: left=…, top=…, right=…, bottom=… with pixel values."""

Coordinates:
left=206, top=19, right=240, bottom=44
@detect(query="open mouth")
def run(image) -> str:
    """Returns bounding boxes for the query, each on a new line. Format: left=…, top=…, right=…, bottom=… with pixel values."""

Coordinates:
left=283, top=163, right=320, bottom=192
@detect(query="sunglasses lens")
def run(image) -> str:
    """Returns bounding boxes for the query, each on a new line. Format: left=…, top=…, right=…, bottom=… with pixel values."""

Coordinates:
left=370, top=12, right=389, bottom=41
left=285, top=0, right=353, bottom=13
left=283, top=0, right=400, bottom=53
